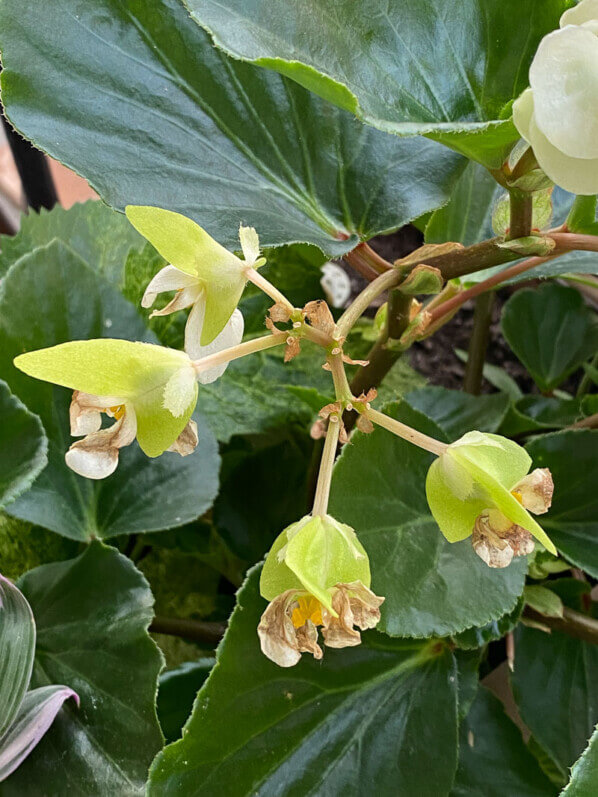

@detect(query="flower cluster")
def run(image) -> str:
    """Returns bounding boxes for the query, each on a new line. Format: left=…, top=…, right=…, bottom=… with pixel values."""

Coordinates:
left=15, top=208, right=266, bottom=478
left=514, top=0, right=598, bottom=194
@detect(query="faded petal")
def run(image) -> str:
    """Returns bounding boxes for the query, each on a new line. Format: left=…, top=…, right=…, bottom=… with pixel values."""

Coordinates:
left=258, top=590, right=323, bottom=668
left=65, top=405, right=137, bottom=479
left=322, top=582, right=383, bottom=648
left=303, top=300, right=336, bottom=336
left=284, top=336, right=301, bottom=363
left=268, top=302, right=292, bottom=324
left=513, top=468, right=554, bottom=515
left=356, top=414, right=374, bottom=434
left=472, top=511, right=535, bottom=569
left=69, top=391, right=117, bottom=436
left=186, top=303, right=244, bottom=382
left=142, top=264, right=200, bottom=309
left=167, top=419, right=198, bottom=456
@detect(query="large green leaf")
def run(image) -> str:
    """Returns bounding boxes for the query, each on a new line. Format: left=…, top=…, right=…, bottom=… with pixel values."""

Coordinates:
left=184, top=0, right=569, bottom=167
left=0, top=576, right=35, bottom=739
left=563, top=725, right=598, bottom=797
left=0, top=0, right=463, bottom=257
left=0, top=382, right=47, bottom=510
left=525, top=430, right=598, bottom=578
left=0, top=241, right=220, bottom=541
left=0, top=201, right=144, bottom=284
left=1, top=543, right=163, bottom=796
left=148, top=566, right=459, bottom=796
left=502, top=284, right=598, bottom=393
left=499, top=396, right=597, bottom=437
left=157, top=660, right=214, bottom=744
left=404, top=386, right=510, bottom=441
left=511, top=624, right=598, bottom=778
left=329, top=402, right=527, bottom=638
left=451, top=687, right=556, bottom=796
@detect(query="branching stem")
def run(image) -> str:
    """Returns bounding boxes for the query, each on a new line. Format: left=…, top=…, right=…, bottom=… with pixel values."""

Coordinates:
left=336, top=268, right=401, bottom=338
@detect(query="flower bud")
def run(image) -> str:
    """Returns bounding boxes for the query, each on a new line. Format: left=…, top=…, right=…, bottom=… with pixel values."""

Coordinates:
left=513, top=1, right=598, bottom=194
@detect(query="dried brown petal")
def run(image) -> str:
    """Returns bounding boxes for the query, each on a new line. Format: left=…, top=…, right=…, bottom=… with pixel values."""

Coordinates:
left=284, top=336, right=301, bottom=362
left=356, top=414, right=375, bottom=434
left=342, top=354, right=369, bottom=367
left=322, top=581, right=384, bottom=648
left=303, top=299, right=336, bottom=336
left=310, top=419, right=327, bottom=440
left=513, top=468, right=554, bottom=515
left=167, top=419, right=199, bottom=456
left=319, top=402, right=343, bottom=420
left=472, top=511, right=535, bottom=569
left=269, top=302, right=292, bottom=323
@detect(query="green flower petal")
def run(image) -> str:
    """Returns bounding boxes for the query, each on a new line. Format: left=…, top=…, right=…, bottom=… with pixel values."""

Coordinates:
left=260, top=514, right=371, bottom=613
left=450, top=432, right=531, bottom=490
left=425, top=456, right=487, bottom=543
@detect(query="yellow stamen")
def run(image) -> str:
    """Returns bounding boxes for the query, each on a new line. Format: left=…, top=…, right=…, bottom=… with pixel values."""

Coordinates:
left=109, top=405, right=126, bottom=420
left=511, top=490, right=523, bottom=504
left=291, top=596, right=323, bottom=628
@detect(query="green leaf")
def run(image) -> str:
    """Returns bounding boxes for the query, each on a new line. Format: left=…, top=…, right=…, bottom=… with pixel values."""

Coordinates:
left=214, top=434, right=313, bottom=561
left=455, top=349, right=524, bottom=399
left=0, top=241, right=219, bottom=541
left=0, top=0, right=463, bottom=257
left=451, top=687, right=557, bottom=796
left=499, top=396, right=593, bottom=437
left=426, top=161, right=501, bottom=246
left=0, top=515, right=78, bottom=582
left=404, top=386, right=510, bottom=441
left=524, top=585, right=564, bottom=618
left=157, top=660, right=213, bottom=744
left=501, top=283, right=598, bottom=392
left=0, top=201, right=144, bottom=284
left=0, top=382, right=47, bottom=509
left=563, top=725, right=598, bottom=797
left=566, top=195, right=598, bottom=236
left=525, top=430, right=598, bottom=577
left=184, top=0, right=569, bottom=167
left=329, top=402, right=527, bottom=638
left=511, top=624, right=598, bottom=777
left=0, top=576, right=35, bottom=738
left=148, top=566, right=459, bottom=796
left=452, top=597, right=523, bottom=650
left=2, top=542, right=163, bottom=795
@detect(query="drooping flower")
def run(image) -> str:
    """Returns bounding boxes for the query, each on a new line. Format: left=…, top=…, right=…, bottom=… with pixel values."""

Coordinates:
left=258, top=514, right=384, bottom=667
left=126, top=206, right=265, bottom=379
left=14, top=339, right=199, bottom=479
left=426, top=431, right=555, bottom=568
left=513, top=0, right=598, bottom=194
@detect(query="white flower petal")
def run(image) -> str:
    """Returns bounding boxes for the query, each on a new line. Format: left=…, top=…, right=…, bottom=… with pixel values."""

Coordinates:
left=162, top=366, right=197, bottom=417
left=514, top=88, right=598, bottom=194
left=148, top=284, right=203, bottom=318
left=65, top=407, right=137, bottom=480
left=141, top=264, right=200, bottom=309
left=186, top=304, right=244, bottom=383
left=530, top=27, right=598, bottom=158
left=560, top=0, right=598, bottom=28
left=69, top=391, right=127, bottom=436
left=238, top=225, right=260, bottom=264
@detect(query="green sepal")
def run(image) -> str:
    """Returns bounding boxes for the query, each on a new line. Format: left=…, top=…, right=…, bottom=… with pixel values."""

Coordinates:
left=260, top=514, right=371, bottom=613
left=14, top=339, right=198, bottom=457
left=125, top=206, right=248, bottom=345
left=498, top=235, right=556, bottom=256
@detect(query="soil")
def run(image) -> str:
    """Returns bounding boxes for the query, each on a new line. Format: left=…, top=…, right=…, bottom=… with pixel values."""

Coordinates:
left=342, top=226, right=541, bottom=394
